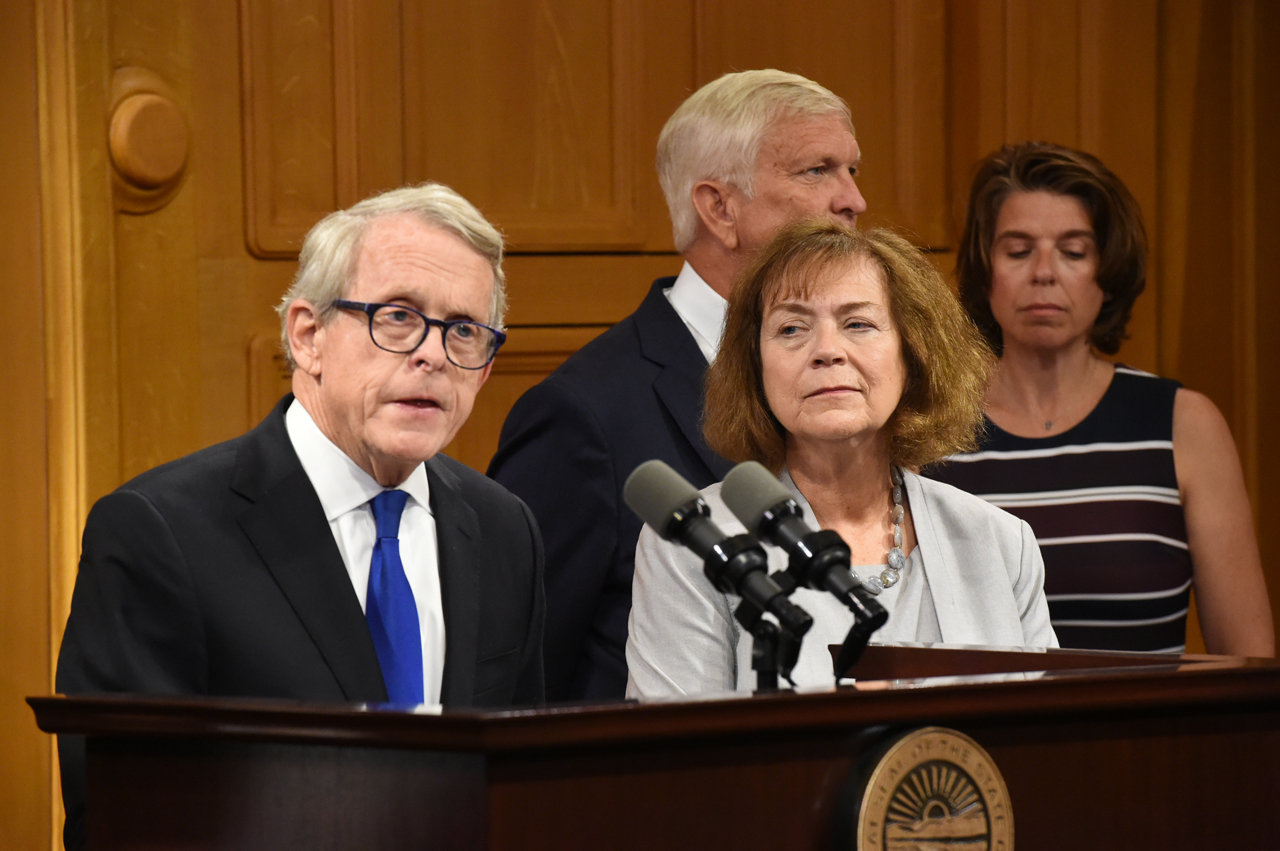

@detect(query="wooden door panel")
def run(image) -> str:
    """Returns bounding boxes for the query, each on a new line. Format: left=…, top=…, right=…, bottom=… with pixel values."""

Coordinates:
left=403, top=0, right=647, bottom=250
left=240, top=0, right=407, bottom=258
left=239, top=0, right=671, bottom=255
left=241, top=0, right=342, bottom=258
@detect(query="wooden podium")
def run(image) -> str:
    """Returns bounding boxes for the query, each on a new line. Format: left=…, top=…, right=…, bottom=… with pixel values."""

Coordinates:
left=30, top=645, right=1280, bottom=849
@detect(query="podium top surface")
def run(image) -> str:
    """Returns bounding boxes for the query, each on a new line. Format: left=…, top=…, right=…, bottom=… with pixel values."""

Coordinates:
left=29, top=644, right=1280, bottom=754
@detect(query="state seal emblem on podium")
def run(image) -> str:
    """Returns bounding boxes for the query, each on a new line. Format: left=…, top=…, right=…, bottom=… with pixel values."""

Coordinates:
left=840, top=726, right=1013, bottom=850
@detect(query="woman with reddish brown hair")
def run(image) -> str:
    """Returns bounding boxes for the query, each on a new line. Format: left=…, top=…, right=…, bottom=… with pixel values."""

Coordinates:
left=929, top=142, right=1273, bottom=656
left=625, top=220, right=1057, bottom=699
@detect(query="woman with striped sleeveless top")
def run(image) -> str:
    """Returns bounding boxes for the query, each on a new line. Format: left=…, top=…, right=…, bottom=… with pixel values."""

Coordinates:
left=927, top=142, right=1272, bottom=656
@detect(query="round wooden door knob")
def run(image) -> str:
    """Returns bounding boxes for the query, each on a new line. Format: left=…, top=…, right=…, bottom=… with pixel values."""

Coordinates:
left=109, top=92, right=189, bottom=189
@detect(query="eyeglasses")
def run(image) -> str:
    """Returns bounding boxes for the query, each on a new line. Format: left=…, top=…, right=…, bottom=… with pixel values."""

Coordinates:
left=334, top=300, right=506, bottom=369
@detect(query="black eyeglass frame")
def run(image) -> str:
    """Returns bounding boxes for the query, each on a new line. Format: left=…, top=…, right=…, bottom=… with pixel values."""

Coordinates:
left=333, top=299, right=507, bottom=369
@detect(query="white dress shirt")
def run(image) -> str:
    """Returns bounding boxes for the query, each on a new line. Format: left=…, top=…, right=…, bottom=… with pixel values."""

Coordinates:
left=664, top=262, right=728, bottom=363
left=285, top=399, right=446, bottom=704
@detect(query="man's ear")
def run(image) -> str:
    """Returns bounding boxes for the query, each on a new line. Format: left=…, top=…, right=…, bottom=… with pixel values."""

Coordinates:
left=286, top=300, right=324, bottom=377
left=691, top=180, right=742, bottom=252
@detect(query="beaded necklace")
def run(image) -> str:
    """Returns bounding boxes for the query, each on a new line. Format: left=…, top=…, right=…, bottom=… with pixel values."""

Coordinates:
left=859, top=466, right=905, bottom=596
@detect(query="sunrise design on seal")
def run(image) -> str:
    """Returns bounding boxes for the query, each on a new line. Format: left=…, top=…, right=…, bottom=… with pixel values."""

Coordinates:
left=883, top=760, right=991, bottom=850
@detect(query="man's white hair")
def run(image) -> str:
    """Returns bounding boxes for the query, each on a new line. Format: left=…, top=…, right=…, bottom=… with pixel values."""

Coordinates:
left=657, top=69, right=853, bottom=253
left=276, top=182, right=506, bottom=368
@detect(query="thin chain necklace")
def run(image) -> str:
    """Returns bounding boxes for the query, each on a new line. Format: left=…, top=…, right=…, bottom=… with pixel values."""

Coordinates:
left=859, top=466, right=905, bottom=596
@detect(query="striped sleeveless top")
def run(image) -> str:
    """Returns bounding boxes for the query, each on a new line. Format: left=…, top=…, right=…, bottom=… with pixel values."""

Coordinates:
left=926, top=367, right=1192, bottom=653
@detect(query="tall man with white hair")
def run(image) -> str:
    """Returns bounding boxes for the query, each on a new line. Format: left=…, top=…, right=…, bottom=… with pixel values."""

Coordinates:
left=489, top=70, right=866, bottom=702
left=56, top=183, right=545, bottom=851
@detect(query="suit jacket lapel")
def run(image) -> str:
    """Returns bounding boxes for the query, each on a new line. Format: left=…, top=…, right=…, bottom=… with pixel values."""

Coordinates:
left=902, top=471, right=974, bottom=645
left=233, top=397, right=388, bottom=703
left=426, top=457, right=481, bottom=705
left=652, top=365, right=731, bottom=480
left=636, top=282, right=734, bottom=481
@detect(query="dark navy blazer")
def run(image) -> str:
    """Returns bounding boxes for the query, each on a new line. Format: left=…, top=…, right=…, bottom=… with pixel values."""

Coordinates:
left=488, top=278, right=732, bottom=702
left=57, top=395, right=545, bottom=849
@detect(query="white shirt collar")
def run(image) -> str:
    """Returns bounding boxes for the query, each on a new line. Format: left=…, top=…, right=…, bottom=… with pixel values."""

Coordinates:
left=284, top=398, right=432, bottom=519
left=665, top=262, right=728, bottom=362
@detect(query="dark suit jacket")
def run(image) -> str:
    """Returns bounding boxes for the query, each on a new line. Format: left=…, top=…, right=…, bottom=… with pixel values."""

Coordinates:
left=488, top=278, right=732, bottom=702
left=56, top=395, right=544, bottom=850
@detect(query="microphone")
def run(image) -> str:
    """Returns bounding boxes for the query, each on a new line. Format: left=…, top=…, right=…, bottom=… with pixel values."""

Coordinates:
left=720, top=461, right=888, bottom=673
left=623, top=460, right=813, bottom=641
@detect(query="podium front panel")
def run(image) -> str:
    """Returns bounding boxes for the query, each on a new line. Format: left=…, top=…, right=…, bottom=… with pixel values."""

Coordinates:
left=32, top=647, right=1280, bottom=849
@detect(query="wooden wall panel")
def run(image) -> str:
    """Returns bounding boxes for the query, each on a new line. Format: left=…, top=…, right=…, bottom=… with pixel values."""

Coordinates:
left=1077, top=0, right=1159, bottom=373
left=695, top=0, right=950, bottom=247
left=240, top=0, right=409, bottom=256
left=1250, top=0, right=1280, bottom=667
left=1159, top=5, right=1241, bottom=452
left=402, top=0, right=646, bottom=250
left=444, top=326, right=608, bottom=469
left=1076, top=1, right=1160, bottom=205
left=1155, top=0, right=1200, bottom=378
left=62, top=0, right=122, bottom=514
left=111, top=8, right=204, bottom=482
left=1157, top=0, right=1277, bottom=652
left=332, top=0, right=406, bottom=206
left=501, top=254, right=675, bottom=325
left=241, top=0, right=340, bottom=257
left=4, top=4, right=53, bottom=850
left=240, top=0, right=688, bottom=251
left=1003, top=1, right=1081, bottom=145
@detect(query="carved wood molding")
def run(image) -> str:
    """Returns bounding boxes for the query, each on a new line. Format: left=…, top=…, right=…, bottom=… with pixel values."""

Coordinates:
left=240, top=0, right=339, bottom=258
left=36, top=0, right=120, bottom=844
left=108, top=67, right=190, bottom=212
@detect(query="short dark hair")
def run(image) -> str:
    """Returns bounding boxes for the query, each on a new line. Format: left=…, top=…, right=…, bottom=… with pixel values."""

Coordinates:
left=956, top=142, right=1147, bottom=356
left=705, top=220, right=993, bottom=471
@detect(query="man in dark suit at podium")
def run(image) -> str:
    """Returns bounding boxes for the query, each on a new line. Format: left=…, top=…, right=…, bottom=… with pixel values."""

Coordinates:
left=488, top=69, right=867, bottom=702
left=55, top=183, right=545, bottom=850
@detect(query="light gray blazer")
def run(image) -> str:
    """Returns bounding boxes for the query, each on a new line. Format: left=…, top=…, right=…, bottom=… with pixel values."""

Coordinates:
left=626, top=470, right=1058, bottom=699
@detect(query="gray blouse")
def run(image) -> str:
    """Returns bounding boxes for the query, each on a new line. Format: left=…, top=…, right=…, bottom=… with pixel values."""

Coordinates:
left=626, top=469, right=1058, bottom=698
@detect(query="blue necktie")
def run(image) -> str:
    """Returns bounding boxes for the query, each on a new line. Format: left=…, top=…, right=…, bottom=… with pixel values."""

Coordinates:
left=366, top=490, right=424, bottom=704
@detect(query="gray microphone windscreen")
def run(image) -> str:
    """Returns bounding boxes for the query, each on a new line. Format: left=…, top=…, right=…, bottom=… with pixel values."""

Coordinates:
left=623, top=459, right=702, bottom=533
left=721, top=461, right=792, bottom=534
